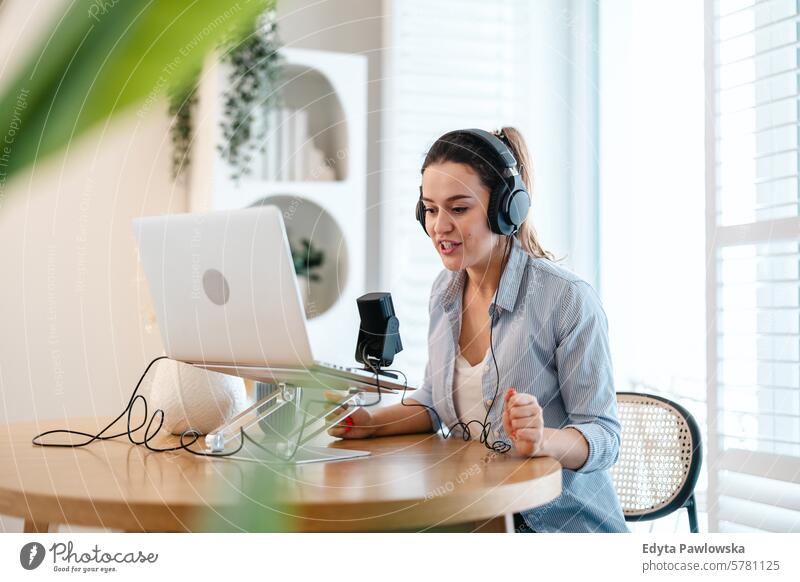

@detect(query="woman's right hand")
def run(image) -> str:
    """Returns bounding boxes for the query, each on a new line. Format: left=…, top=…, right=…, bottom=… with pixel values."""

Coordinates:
left=324, top=390, right=377, bottom=439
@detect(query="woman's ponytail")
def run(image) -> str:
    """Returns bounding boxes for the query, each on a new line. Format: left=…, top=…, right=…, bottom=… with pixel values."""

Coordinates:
left=497, top=126, right=554, bottom=261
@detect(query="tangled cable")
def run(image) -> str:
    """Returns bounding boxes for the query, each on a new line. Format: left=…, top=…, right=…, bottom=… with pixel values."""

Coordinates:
left=30, top=355, right=311, bottom=462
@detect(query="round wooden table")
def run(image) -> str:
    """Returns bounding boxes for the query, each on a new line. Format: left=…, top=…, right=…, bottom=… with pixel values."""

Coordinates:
left=0, top=417, right=562, bottom=532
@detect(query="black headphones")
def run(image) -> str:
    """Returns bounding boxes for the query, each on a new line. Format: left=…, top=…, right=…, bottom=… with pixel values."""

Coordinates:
left=416, top=128, right=531, bottom=237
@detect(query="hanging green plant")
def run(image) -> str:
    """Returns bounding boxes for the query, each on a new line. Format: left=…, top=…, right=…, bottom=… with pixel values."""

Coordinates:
left=218, top=10, right=285, bottom=181
left=168, top=8, right=285, bottom=180
left=167, top=83, right=197, bottom=180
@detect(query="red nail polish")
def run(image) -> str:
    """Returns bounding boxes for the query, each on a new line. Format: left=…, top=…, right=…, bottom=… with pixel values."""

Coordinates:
left=345, top=426, right=352, bottom=433
left=511, top=431, right=517, bottom=439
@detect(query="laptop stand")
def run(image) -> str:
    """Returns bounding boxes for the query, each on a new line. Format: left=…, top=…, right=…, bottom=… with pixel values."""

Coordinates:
left=203, top=377, right=371, bottom=464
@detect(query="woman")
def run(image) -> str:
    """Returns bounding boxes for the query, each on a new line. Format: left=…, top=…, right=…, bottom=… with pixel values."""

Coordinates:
left=327, top=127, right=628, bottom=533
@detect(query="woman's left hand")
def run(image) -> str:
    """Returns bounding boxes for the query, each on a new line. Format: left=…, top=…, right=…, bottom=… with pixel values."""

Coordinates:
left=502, top=388, right=544, bottom=457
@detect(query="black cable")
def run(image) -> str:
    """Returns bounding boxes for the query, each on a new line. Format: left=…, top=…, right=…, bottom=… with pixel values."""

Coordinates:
left=358, top=344, right=385, bottom=407
left=29, top=355, right=315, bottom=460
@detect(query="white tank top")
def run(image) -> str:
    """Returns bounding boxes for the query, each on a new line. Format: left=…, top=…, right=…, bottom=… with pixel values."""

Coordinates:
left=452, top=349, right=490, bottom=439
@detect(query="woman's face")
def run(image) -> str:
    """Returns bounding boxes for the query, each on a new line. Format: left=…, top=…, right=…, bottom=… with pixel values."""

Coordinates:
left=420, top=161, right=502, bottom=272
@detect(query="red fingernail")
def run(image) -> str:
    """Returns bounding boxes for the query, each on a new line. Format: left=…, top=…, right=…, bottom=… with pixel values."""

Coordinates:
left=345, top=426, right=351, bottom=433
left=345, top=417, right=354, bottom=425
left=511, top=431, right=517, bottom=439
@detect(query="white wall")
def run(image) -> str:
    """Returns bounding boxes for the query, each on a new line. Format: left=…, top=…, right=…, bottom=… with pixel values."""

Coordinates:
left=0, top=0, right=185, bottom=532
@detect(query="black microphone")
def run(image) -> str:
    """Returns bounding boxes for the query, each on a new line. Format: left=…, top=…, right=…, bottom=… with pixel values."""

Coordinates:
left=355, top=292, right=403, bottom=372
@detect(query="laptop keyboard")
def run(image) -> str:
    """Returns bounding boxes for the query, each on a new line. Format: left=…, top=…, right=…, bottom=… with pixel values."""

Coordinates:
left=315, top=360, right=401, bottom=382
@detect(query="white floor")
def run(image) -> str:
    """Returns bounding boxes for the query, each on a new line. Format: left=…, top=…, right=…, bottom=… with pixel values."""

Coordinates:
left=1, top=515, right=115, bottom=533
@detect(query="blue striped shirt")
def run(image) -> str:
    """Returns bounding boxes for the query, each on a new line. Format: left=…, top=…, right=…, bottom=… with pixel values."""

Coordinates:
left=413, top=237, right=629, bottom=533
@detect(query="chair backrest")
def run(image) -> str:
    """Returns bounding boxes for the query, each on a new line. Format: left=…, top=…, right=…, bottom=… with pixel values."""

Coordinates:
left=611, top=392, right=702, bottom=521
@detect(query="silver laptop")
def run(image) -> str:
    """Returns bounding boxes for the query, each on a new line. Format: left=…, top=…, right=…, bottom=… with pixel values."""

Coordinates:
left=132, top=206, right=408, bottom=393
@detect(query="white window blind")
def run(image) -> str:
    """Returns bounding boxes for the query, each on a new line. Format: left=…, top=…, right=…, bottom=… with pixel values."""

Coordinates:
left=380, top=0, right=533, bottom=384
left=708, top=0, right=800, bottom=532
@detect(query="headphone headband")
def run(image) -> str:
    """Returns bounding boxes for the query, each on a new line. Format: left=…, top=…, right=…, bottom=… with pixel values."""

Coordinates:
left=457, top=128, right=518, bottom=171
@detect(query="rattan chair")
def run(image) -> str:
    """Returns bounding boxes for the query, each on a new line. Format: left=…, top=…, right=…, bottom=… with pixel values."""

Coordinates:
left=611, top=392, right=703, bottom=532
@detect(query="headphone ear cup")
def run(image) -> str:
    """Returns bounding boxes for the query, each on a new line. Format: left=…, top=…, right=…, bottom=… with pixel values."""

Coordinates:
left=506, top=188, right=531, bottom=231
left=415, top=198, right=429, bottom=236
left=486, top=184, right=507, bottom=235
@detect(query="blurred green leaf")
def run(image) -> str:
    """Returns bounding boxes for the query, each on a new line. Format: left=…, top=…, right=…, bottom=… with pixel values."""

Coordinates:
left=0, top=0, right=273, bottom=185
left=196, top=461, right=295, bottom=532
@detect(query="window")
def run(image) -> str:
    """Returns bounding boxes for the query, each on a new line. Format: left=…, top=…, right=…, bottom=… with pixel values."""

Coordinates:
left=599, top=0, right=707, bottom=532
left=708, top=0, right=800, bottom=532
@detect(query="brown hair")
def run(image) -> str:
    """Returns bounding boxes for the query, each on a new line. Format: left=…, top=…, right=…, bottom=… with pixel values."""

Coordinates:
left=420, top=126, right=554, bottom=260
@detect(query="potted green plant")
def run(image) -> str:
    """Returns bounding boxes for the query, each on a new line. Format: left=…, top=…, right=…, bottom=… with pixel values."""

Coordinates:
left=290, top=238, right=325, bottom=312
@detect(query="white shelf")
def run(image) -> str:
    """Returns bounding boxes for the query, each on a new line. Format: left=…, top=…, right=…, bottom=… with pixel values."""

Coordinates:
left=212, top=180, right=353, bottom=210
left=190, top=47, right=368, bottom=367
